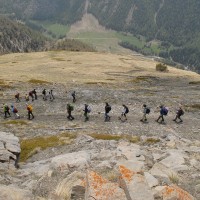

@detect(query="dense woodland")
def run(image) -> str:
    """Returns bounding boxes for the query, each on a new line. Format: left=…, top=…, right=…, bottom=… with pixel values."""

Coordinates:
left=0, top=0, right=200, bottom=72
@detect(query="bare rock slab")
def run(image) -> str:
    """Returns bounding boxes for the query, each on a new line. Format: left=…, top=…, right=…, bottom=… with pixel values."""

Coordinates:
left=119, top=165, right=154, bottom=200
left=0, top=184, right=34, bottom=200
left=51, top=151, right=91, bottom=171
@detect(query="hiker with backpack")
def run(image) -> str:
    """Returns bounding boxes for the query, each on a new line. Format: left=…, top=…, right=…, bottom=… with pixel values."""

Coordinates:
left=49, top=89, right=55, bottom=101
left=173, top=107, right=184, bottom=123
left=140, top=104, right=150, bottom=122
left=156, top=105, right=168, bottom=123
left=29, top=91, right=34, bottom=101
left=67, top=103, right=74, bottom=120
left=15, top=93, right=20, bottom=102
left=3, top=104, right=11, bottom=118
left=32, top=89, right=37, bottom=100
left=11, top=105, right=20, bottom=119
left=26, top=103, right=34, bottom=120
left=83, top=104, right=91, bottom=121
left=105, top=102, right=111, bottom=122
left=119, top=104, right=129, bottom=121
left=42, top=89, right=47, bottom=101
left=71, top=91, right=76, bottom=103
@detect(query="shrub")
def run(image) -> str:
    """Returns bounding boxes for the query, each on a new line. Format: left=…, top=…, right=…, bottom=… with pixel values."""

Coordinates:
left=156, top=63, right=168, bottom=72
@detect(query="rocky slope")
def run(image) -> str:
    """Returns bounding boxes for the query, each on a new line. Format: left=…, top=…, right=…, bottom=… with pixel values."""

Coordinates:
left=0, top=51, right=200, bottom=199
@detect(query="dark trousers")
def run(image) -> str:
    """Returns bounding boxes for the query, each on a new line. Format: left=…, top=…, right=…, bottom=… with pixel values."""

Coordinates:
left=67, top=111, right=74, bottom=120
left=28, top=111, right=34, bottom=120
left=157, top=115, right=164, bottom=122
left=174, top=115, right=183, bottom=122
left=4, top=111, right=11, bottom=118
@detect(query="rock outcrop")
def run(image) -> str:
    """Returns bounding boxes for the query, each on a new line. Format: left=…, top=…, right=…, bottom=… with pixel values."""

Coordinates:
left=0, top=131, right=21, bottom=169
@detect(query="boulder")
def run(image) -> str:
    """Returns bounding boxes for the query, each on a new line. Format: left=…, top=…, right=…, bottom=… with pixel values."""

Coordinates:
left=0, top=184, right=34, bottom=200
left=85, top=170, right=126, bottom=200
left=144, top=172, right=159, bottom=188
left=51, top=151, right=91, bottom=171
left=0, top=132, right=21, bottom=169
left=118, top=165, right=154, bottom=200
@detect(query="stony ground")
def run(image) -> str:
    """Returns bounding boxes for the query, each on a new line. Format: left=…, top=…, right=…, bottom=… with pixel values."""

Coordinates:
left=0, top=51, right=200, bottom=199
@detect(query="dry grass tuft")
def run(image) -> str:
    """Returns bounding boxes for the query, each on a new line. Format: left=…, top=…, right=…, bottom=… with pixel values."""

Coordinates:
left=185, top=104, right=200, bottom=110
left=2, top=120, right=28, bottom=126
left=89, top=133, right=122, bottom=141
left=144, top=137, right=160, bottom=144
left=168, top=173, right=180, bottom=184
left=20, top=133, right=77, bottom=162
left=128, top=135, right=141, bottom=143
left=28, top=79, right=51, bottom=85
left=156, top=63, right=168, bottom=72
left=51, top=57, right=65, bottom=61
left=102, top=170, right=119, bottom=182
left=189, top=81, right=200, bottom=85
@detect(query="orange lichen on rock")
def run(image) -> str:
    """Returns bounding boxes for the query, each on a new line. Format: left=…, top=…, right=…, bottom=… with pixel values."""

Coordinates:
left=88, top=171, right=125, bottom=200
left=163, top=185, right=194, bottom=200
left=119, top=165, right=135, bottom=182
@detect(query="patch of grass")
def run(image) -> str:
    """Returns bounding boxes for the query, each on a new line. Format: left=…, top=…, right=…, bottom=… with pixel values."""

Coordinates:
left=128, top=136, right=141, bottom=143
left=51, top=57, right=65, bottom=61
left=168, top=173, right=180, bottom=184
left=85, top=81, right=107, bottom=85
left=101, top=170, right=119, bottom=182
left=89, top=133, right=122, bottom=141
left=189, top=81, right=200, bottom=85
left=20, top=133, right=77, bottom=162
left=28, top=79, right=51, bottom=85
left=0, top=79, right=12, bottom=89
left=156, top=63, right=168, bottom=72
left=89, top=133, right=140, bottom=143
left=2, top=120, right=28, bottom=126
left=185, top=104, right=200, bottom=110
left=129, top=76, right=150, bottom=83
left=145, top=138, right=160, bottom=144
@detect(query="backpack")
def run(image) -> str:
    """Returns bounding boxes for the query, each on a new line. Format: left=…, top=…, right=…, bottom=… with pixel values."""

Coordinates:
left=68, top=104, right=74, bottom=111
left=87, top=106, right=91, bottom=113
left=6, top=106, right=10, bottom=111
left=146, top=108, right=150, bottom=114
left=125, top=107, right=129, bottom=114
left=179, top=109, right=184, bottom=116
left=27, top=105, right=33, bottom=112
left=13, top=108, right=18, bottom=113
left=107, top=105, right=111, bottom=112
left=163, top=107, right=168, bottom=115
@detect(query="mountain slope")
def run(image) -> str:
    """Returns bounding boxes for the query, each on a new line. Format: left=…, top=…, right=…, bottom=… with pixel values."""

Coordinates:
left=0, top=17, right=48, bottom=53
left=1, top=0, right=200, bottom=72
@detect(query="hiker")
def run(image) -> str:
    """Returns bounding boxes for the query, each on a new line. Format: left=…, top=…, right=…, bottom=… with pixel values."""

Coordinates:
left=140, top=104, right=150, bottom=122
left=83, top=104, right=91, bottom=121
left=67, top=103, right=74, bottom=120
left=11, top=105, right=20, bottom=119
left=119, top=104, right=129, bottom=121
left=15, top=93, right=20, bottom=102
left=3, top=104, right=11, bottom=118
left=29, top=91, right=34, bottom=101
left=156, top=105, right=168, bottom=123
left=105, top=102, right=111, bottom=122
left=32, top=89, right=37, bottom=100
left=25, top=94, right=29, bottom=101
left=26, top=103, right=34, bottom=120
left=49, top=89, right=55, bottom=101
left=42, top=89, right=47, bottom=100
left=173, top=107, right=184, bottom=123
left=71, top=91, right=76, bottom=103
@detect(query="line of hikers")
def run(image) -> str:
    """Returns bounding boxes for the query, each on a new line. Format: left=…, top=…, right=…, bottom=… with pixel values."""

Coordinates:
left=2, top=89, right=185, bottom=123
